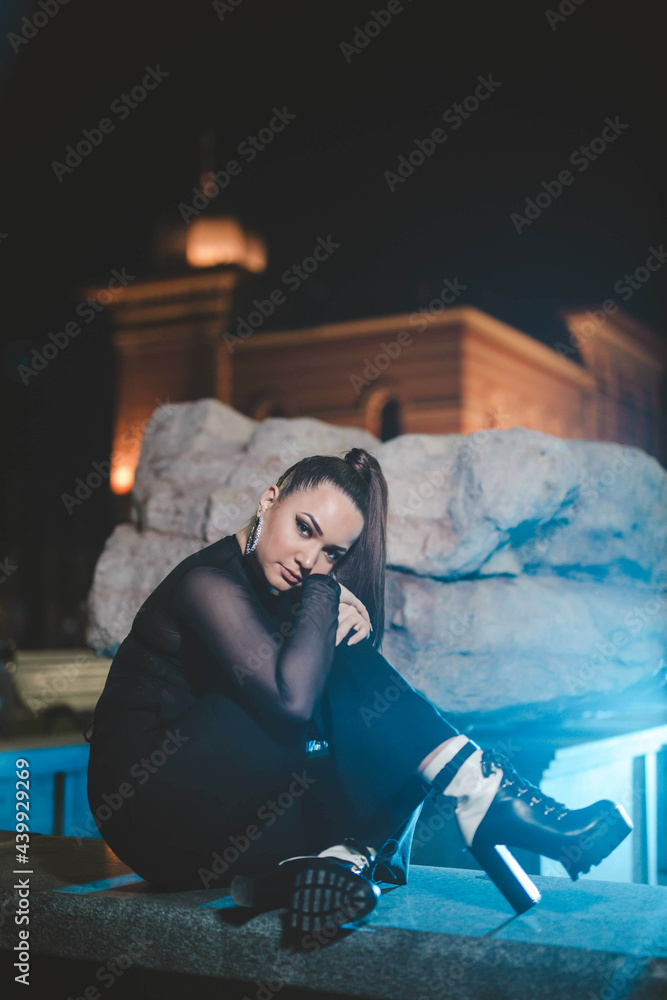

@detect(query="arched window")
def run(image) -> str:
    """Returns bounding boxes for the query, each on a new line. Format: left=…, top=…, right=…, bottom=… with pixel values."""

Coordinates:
left=248, top=395, right=290, bottom=420
left=362, top=386, right=402, bottom=441
left=595, top=347, right=613, bottom=395
left=379, top=398, right=402, bottom=441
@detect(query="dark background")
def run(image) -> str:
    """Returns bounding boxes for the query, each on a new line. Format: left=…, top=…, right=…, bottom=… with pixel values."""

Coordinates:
left=1, top=0, right=665, bottom=647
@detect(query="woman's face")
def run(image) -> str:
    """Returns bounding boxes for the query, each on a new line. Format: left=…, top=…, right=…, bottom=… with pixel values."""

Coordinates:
left=242, top=484, right=364, bottom=591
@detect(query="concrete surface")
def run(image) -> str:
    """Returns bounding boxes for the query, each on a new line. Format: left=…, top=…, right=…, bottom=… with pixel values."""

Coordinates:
left=1, top=831, right=667, bottom=999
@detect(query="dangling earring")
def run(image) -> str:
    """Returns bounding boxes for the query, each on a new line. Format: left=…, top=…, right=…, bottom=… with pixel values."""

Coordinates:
left=245, top=509, right=263, bottom=554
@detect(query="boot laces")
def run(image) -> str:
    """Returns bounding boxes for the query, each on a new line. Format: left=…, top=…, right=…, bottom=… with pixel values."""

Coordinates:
left=480, top=749, right=569, bottom=819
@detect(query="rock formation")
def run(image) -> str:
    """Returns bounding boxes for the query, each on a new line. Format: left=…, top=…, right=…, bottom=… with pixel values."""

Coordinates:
left=87, top=398, right=667, bottom=718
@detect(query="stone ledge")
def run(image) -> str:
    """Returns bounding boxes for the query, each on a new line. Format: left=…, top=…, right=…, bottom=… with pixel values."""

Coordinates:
left=2, top=833, right=667, bottom=998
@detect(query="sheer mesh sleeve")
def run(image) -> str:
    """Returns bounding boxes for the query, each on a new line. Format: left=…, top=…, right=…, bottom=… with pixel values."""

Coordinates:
left=172, top=565, right=341, bottom=723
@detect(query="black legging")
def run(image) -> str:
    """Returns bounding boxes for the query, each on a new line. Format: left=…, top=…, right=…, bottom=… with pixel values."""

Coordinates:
left=86, top=633, right=459, bottom=890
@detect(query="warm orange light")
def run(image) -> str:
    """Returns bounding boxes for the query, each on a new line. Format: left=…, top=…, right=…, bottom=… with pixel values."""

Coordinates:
left=244, top=233, right=268, bottom=273
left=111, top=464, right=135, bottom=495
left=186, top=218, right=247, bottom=268
left=186, top=218, right=267, bottom=271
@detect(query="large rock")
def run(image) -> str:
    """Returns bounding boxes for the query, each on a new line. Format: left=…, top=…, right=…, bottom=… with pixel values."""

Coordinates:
left=130, top=398, right=256, bottom=538
left=382, top=430, right=667, bottom=586
left=384, top=572, right=667, bottom=716
left=87, top=400, right=667, bottom=715
left=86, top=525, right=209, bottom=655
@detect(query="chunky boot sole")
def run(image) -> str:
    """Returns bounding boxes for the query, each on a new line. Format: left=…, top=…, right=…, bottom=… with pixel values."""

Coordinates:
left=288, top=858, right=382, bottom=934
left=231, top=857, right=381, bottom=934
left=557, top=803, right=633, bottom=881
left=465, top=802, right=634, bottom=912
left=468, top=841, right=541, bottom=914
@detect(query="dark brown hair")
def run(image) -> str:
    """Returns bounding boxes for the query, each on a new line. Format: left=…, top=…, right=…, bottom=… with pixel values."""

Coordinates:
left=251, top=447, right=388, bottom=650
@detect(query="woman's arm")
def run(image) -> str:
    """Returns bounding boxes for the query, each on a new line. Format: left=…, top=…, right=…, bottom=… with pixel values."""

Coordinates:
left=172, top=565, right=341, bottom=723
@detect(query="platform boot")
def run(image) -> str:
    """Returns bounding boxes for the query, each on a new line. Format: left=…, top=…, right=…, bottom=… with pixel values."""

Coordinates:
left=426, top=736, right=633, bottom=914
left=230, top=836, right=382, bottom=933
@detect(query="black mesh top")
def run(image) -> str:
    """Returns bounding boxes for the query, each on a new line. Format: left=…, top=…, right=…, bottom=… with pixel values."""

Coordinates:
left=127, top=532, right=342, bottom=727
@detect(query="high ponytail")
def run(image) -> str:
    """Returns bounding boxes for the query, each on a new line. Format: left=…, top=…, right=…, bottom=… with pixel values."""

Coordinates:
left=335, top=447, right=387, bottom=651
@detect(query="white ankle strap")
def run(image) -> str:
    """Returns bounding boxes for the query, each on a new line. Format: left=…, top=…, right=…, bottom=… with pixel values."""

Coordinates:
left=447, top=749, right=503, bottom=844
left=420, top=735, right=475, bottom=789
left=278, top=842, right=376, bottom=870
left=318, top=843, right=375, bottom=868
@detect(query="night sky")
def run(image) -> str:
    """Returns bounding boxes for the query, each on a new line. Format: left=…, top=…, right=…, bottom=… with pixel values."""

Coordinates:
left=1, top=0, right=665, bottom=640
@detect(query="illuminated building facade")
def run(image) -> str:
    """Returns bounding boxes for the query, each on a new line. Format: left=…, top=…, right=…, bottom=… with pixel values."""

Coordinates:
left=86, top=263, right=666, bottom=496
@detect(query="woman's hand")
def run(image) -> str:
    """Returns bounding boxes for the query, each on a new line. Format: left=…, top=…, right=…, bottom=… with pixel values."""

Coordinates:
left=335, top=582, right=373, bottom=646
